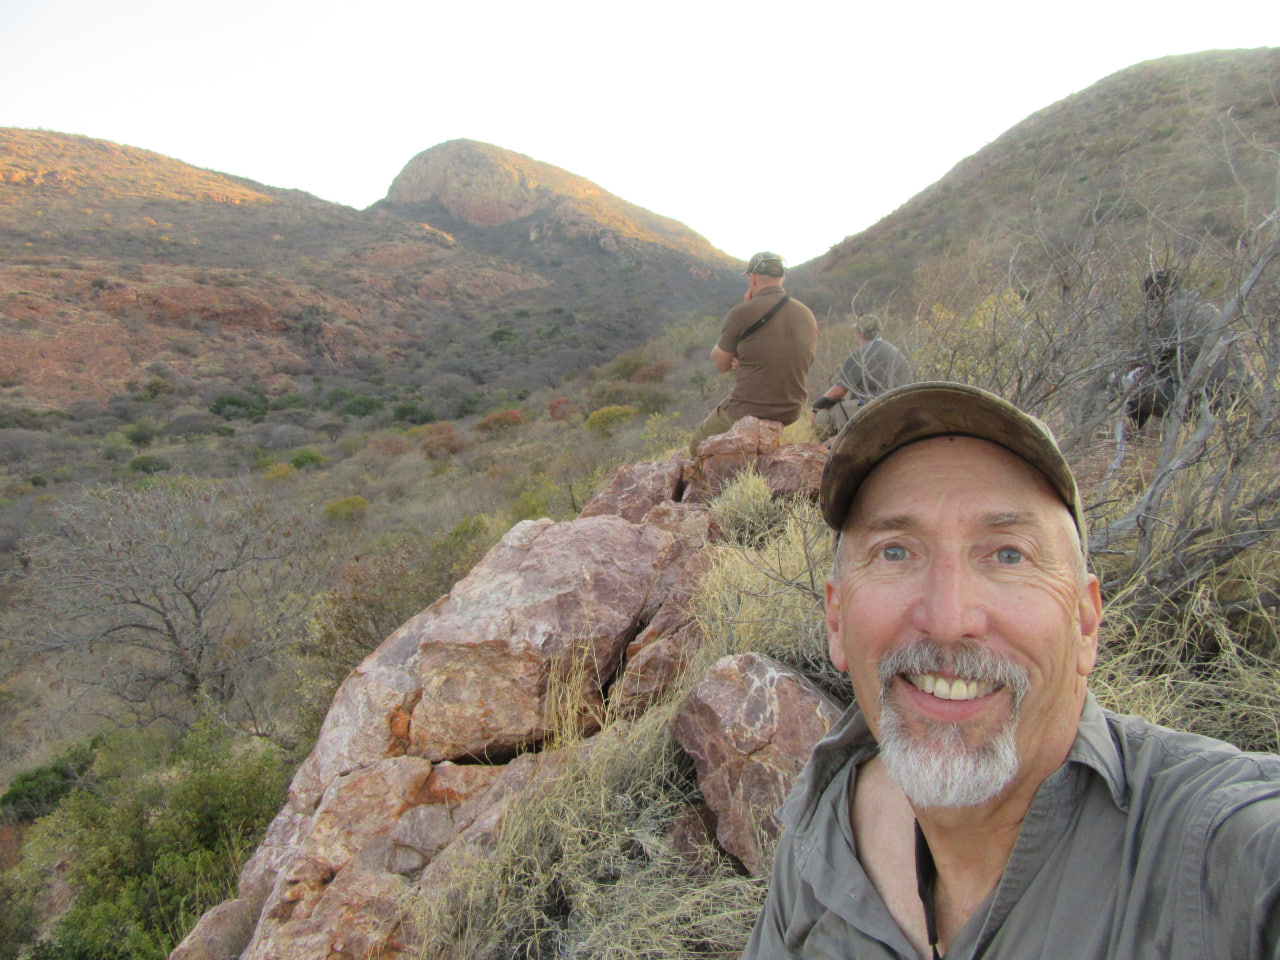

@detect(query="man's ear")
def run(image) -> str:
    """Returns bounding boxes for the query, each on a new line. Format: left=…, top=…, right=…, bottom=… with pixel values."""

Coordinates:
left=826, top=578, right=848, bottom=672
left=1076, top=574, right=1102, bottom=678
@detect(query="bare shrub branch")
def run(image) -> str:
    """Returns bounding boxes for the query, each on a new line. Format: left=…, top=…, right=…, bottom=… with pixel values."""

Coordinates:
left=9, top=477, right=330, bottom=734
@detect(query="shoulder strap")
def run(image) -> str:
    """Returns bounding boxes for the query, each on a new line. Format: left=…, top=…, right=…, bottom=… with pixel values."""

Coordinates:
left=738, top=295, right=790, bottom=342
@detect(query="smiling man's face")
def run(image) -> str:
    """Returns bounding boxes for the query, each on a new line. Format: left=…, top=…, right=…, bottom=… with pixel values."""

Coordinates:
left=825, top=435, right=1102, bottom=808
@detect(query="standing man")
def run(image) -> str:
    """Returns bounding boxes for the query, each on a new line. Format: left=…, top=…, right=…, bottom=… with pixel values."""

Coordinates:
left=811, top=313, right=913, bottom=440
left=688, top=252, right=817, bottom=456
left=742, top=381, right=1280, bottom=959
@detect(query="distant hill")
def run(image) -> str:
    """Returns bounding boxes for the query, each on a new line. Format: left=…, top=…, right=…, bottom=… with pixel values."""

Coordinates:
left=383, top=138, right=736, bottom=263
left=792, top=48, right=1280, bottom=318
left=0, top=130, right=741, bottom=414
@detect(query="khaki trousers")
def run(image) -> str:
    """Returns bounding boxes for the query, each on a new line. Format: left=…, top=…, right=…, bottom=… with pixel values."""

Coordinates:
left=813, top=398, right=862, bottom=441
left=688, top=400, right=738, bottom=456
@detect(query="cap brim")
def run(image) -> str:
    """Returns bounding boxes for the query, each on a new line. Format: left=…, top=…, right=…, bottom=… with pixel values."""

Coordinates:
left=819, top=382, right=1084, bottom=540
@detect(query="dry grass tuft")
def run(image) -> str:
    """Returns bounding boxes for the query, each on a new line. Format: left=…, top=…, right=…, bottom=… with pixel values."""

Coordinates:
left=1094, top=579, right=1280, bottom=754
left=407, top=704, right=764, bottom=960
left=701, top=475, right=846, bottom=700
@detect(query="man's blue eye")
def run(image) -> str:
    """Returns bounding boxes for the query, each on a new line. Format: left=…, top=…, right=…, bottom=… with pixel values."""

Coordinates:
left=883, top=545, right=907, bottom=561
left=997, top=547, right=1023, bottom=564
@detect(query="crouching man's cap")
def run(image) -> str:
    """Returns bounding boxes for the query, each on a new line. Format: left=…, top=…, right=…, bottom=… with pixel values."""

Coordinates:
left=819, top=381, right=1086, bottom=546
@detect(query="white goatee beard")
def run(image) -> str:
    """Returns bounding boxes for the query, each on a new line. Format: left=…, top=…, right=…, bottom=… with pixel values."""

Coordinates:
left=875, top=640, right=1028, bottom=808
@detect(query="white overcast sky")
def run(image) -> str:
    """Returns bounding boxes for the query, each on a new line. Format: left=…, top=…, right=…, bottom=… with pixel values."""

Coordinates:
left=1, top=0, right=1277, bottom=265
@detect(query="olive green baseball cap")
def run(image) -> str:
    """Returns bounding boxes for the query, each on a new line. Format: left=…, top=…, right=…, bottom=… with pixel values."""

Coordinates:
left=819, top=381, right=1086, bottom=546
left=744, top=252, right=785, bottom=277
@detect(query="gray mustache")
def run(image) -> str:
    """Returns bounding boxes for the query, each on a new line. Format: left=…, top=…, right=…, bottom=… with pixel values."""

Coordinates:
left=878, top=640, right=1030, bottom=702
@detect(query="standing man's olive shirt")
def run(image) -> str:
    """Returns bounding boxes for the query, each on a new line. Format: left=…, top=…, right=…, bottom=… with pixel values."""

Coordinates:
left=742, top=693, right=1280, bottom=959
left=717, top=285, right=818, bottom=426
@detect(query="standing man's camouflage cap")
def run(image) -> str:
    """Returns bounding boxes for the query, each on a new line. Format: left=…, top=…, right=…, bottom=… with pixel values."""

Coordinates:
left=744, top=252, right=785, bottom=277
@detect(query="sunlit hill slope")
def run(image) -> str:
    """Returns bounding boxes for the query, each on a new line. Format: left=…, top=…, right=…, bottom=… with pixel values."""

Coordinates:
left=793, top=47, right=1280, bottom=318
left=0, top=130, right=741, bottom=413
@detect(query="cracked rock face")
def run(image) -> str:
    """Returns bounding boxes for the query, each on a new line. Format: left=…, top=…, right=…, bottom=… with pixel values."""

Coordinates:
left=671, top=653, right=843, bottom=877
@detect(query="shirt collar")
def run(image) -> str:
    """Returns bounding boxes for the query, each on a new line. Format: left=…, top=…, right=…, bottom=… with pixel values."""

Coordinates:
left=1064, top=690, right=1130, bottom=810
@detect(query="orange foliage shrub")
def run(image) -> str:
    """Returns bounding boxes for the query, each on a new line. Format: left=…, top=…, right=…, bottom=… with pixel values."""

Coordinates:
left=476, top=409, right=524, bottom=433
left=631, top=360, right=673, bottom=383
left=418, top=422, right=467, bottom=459
left=548, top=397, right=578, bottom=421
left=367, top=432, right=412, bottom=457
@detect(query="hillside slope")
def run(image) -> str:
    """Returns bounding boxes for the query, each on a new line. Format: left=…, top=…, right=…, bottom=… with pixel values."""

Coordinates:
left=0, top=130, right=740, bottom=413
left=793, top=48, right=1280, bottom=316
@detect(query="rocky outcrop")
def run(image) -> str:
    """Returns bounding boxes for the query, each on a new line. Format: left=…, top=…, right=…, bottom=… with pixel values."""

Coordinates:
left=671, top=653, right=843, bottom=877
left=682, top=417, right=827, bottom=504
left=386, top=140, right=555, bottom=227
left=170, top=418, right=838, bottom=960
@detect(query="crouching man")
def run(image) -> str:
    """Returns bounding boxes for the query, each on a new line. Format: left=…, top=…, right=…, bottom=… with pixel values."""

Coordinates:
left=742, top=381, right=1280, bottom=959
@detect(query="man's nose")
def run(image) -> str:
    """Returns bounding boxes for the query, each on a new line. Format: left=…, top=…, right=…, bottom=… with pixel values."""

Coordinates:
left=909, top=554, right=988, bottom=642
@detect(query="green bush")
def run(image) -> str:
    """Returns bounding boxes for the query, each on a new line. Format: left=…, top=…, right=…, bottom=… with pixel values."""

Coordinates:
left=270, top=392, right=309, bottom=411
left=510, top=489, right=547, bottom=522
left=639, top=411, right=686, bottom=458
left=0, top=743, right=96, bottom=823
left=209, top=389, right=268, bottom=422
left=323, top=387, right=354, bottom=410
left=603, top=350, right=648, bottom=382
left=588, top=380, right=673, bottom=415
left=585, top=405, right=637, bottom=438
left=454, top=393, right=481, bottom=418
left=323, top=495, right=369, bottom=523
left=339, top=395, right=382, bottom=418
left=392, top=402, right=437, bottom=425
left=17, top=724, right=289, bottom=960
left=289, top=448, right=328, bottom=470
left=0, top=875, right=39, bottom=960
left=122, top=422, right=155, bottom=448
left=129, top=455, right=171, bottom=475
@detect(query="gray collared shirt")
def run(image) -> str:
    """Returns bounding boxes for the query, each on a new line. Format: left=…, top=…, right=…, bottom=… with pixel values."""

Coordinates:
left=835, top=337, right=913, bottom=401
left=741, top=693, right=1280, bottom=959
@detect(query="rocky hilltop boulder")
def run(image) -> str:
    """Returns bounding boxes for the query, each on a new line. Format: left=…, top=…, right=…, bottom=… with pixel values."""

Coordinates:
left=387, top=139, right=558, bottom=228
left=170, top=419, right=838, bottom=960
left=385, top=139, right=737, bottom=262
